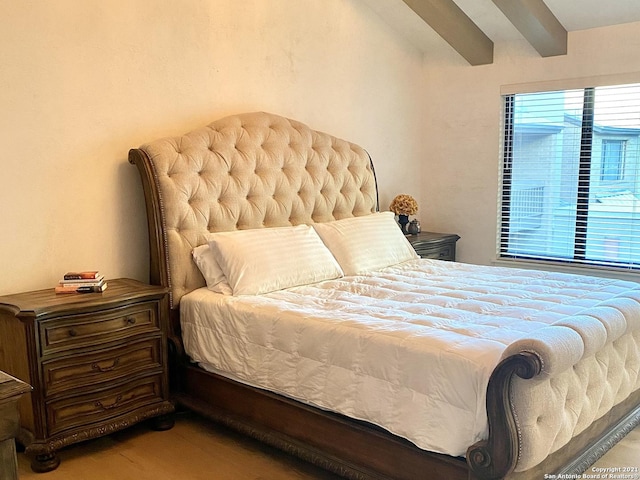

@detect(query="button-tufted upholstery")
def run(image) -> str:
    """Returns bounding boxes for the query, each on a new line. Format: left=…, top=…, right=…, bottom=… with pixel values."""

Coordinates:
left=137, top=112, right=377, bottom=307
left=510, top=315, right=640, bottom=471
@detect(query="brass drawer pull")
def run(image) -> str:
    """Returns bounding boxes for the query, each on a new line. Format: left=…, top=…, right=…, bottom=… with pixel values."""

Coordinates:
left=91, top=357, right=120, bottom=372
left=95, top=395, right=123, bottom=411
left=125, top=316, right=137, bottom=326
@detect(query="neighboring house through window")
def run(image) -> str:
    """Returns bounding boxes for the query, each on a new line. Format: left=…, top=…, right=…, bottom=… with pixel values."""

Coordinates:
left=601, top=139, right=625, bottom=181
left=498, top=82, right=640, bottom=269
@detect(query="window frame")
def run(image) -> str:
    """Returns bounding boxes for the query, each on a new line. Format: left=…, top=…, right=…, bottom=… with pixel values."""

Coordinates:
left=600, top=139, right=626, bottom=182
left=498, top=83, right=640, bottom=272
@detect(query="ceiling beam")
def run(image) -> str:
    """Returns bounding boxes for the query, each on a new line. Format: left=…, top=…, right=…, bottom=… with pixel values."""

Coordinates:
left=401, top=0, right=494, bottom=66
left=492, top=0, right=567, bottom=57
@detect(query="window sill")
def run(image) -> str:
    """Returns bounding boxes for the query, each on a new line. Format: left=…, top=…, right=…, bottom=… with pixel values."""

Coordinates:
left=492, top=258, right=640, bottom=282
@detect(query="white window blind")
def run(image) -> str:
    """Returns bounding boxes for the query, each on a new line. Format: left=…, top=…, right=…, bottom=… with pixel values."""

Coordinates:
left=499, top=83, right=640, bottom=270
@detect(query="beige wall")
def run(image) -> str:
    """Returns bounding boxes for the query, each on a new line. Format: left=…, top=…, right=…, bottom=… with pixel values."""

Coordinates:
left=4, top=2, right=639, bottom=295
left=0, top=0, right=425, bottom=294
left=422, top=21, right=640, bottom=267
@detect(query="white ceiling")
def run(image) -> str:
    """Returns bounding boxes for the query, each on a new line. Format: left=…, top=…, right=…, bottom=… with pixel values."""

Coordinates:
left=457, top=0, right=640, bottom=41
left=543, top=0, right=640, bottom=31
left=362, top=0, right=640, bottom=63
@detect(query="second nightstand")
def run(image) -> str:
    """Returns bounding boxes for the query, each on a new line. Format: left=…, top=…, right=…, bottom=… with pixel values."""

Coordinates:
left=0, top=278, right=175, bottom=472
left=406, top=231, right=460, bottom=261
left=0, top=371, right=31, bottom=480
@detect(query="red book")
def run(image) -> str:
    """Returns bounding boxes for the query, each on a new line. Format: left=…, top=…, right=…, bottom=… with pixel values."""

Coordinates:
left=63, top=271, right=101, bottom=280
left=59, top=275, right=105, bottom=286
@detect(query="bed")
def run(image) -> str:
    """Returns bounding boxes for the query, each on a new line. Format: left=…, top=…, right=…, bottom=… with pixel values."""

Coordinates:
left=129, top=111, right=640, bottom=480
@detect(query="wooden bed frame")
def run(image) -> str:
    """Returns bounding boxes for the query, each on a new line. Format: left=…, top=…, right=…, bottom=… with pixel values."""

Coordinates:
left=129, top=112, right=640, bottom=480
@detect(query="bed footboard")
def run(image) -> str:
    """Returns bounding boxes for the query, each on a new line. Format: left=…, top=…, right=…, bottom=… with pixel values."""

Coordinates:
left=470, top=327, right=640, bottom=480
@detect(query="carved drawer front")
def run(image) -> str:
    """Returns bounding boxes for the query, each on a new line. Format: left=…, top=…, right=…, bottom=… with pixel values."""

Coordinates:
left=42, top=338, right=162, bottom=396
left=46, top=374, right=164, bottom=436
left=414, top=244, right=454, bottom=261
left=40, top=303, right=159, bottom=354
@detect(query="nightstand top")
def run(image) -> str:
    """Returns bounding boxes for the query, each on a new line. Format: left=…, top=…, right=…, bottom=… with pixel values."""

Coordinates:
left=406, top=231, right=460, bottom=244
left=0, top=371, right=31, bottom=400
left=0, top=278, right=167, bottom=320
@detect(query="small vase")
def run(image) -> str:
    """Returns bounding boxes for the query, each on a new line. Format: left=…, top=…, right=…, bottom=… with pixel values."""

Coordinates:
left=398, top=214, right=409, bottom=234
left=408, top=219, right=421, bottom=235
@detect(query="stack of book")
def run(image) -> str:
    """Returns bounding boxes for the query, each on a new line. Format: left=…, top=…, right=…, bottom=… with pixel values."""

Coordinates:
left=55, top=271, right=108, bottom=294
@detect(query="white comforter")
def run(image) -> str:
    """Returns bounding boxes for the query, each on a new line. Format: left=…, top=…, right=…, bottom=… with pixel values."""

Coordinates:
left=180, top=259, right=640, bottom=457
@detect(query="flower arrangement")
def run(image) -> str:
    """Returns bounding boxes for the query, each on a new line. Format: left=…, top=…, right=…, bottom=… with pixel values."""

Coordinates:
left=389, top=194, right=418, bottom=216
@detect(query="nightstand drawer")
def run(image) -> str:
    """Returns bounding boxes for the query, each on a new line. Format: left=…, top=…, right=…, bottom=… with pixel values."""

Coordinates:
left=42, top=338, right=162, bottom=396
left=407, top=232, right=460, bottom=262
left=414, top=245, right=454, bottom=261
left=40, top=303, right=159, bottom=354
left=46, top=374, right=165, bottom=436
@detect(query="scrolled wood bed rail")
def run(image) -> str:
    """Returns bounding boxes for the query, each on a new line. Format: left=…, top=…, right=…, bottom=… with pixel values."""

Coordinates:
left=128, top=148, right=169, bottom=293
left=467, top=351, right=543, bottom=480
left=129, top=148, right=187, bottom=383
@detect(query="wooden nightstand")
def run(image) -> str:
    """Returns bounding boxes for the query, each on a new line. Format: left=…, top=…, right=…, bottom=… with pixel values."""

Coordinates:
left=0, top=278, right=174, bottom=472
left=406, top=231, right=460, bottom=261
left=0, top=371, right=31, bottom=480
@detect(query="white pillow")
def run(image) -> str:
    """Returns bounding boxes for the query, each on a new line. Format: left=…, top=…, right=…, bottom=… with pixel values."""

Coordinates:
left=208, top=225, right=344, bottom=296
left=191, top=244, right=233, bottom=295
left=312, top=211, right=419, bottom=276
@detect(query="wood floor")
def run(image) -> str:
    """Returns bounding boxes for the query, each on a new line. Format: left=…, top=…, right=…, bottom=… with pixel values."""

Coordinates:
left=16, top=411, right=640, bottom=480
left=17, top=411, right=341, bottom=480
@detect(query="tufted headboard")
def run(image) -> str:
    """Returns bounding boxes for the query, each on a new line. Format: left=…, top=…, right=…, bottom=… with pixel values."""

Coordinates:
left=129, top=112, right=379, bottom=309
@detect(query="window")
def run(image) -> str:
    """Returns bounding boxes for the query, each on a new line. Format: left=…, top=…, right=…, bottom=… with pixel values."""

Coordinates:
left=600, top=139, right=625, bottom=181
left=499, top=83, right=640, bottom=269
